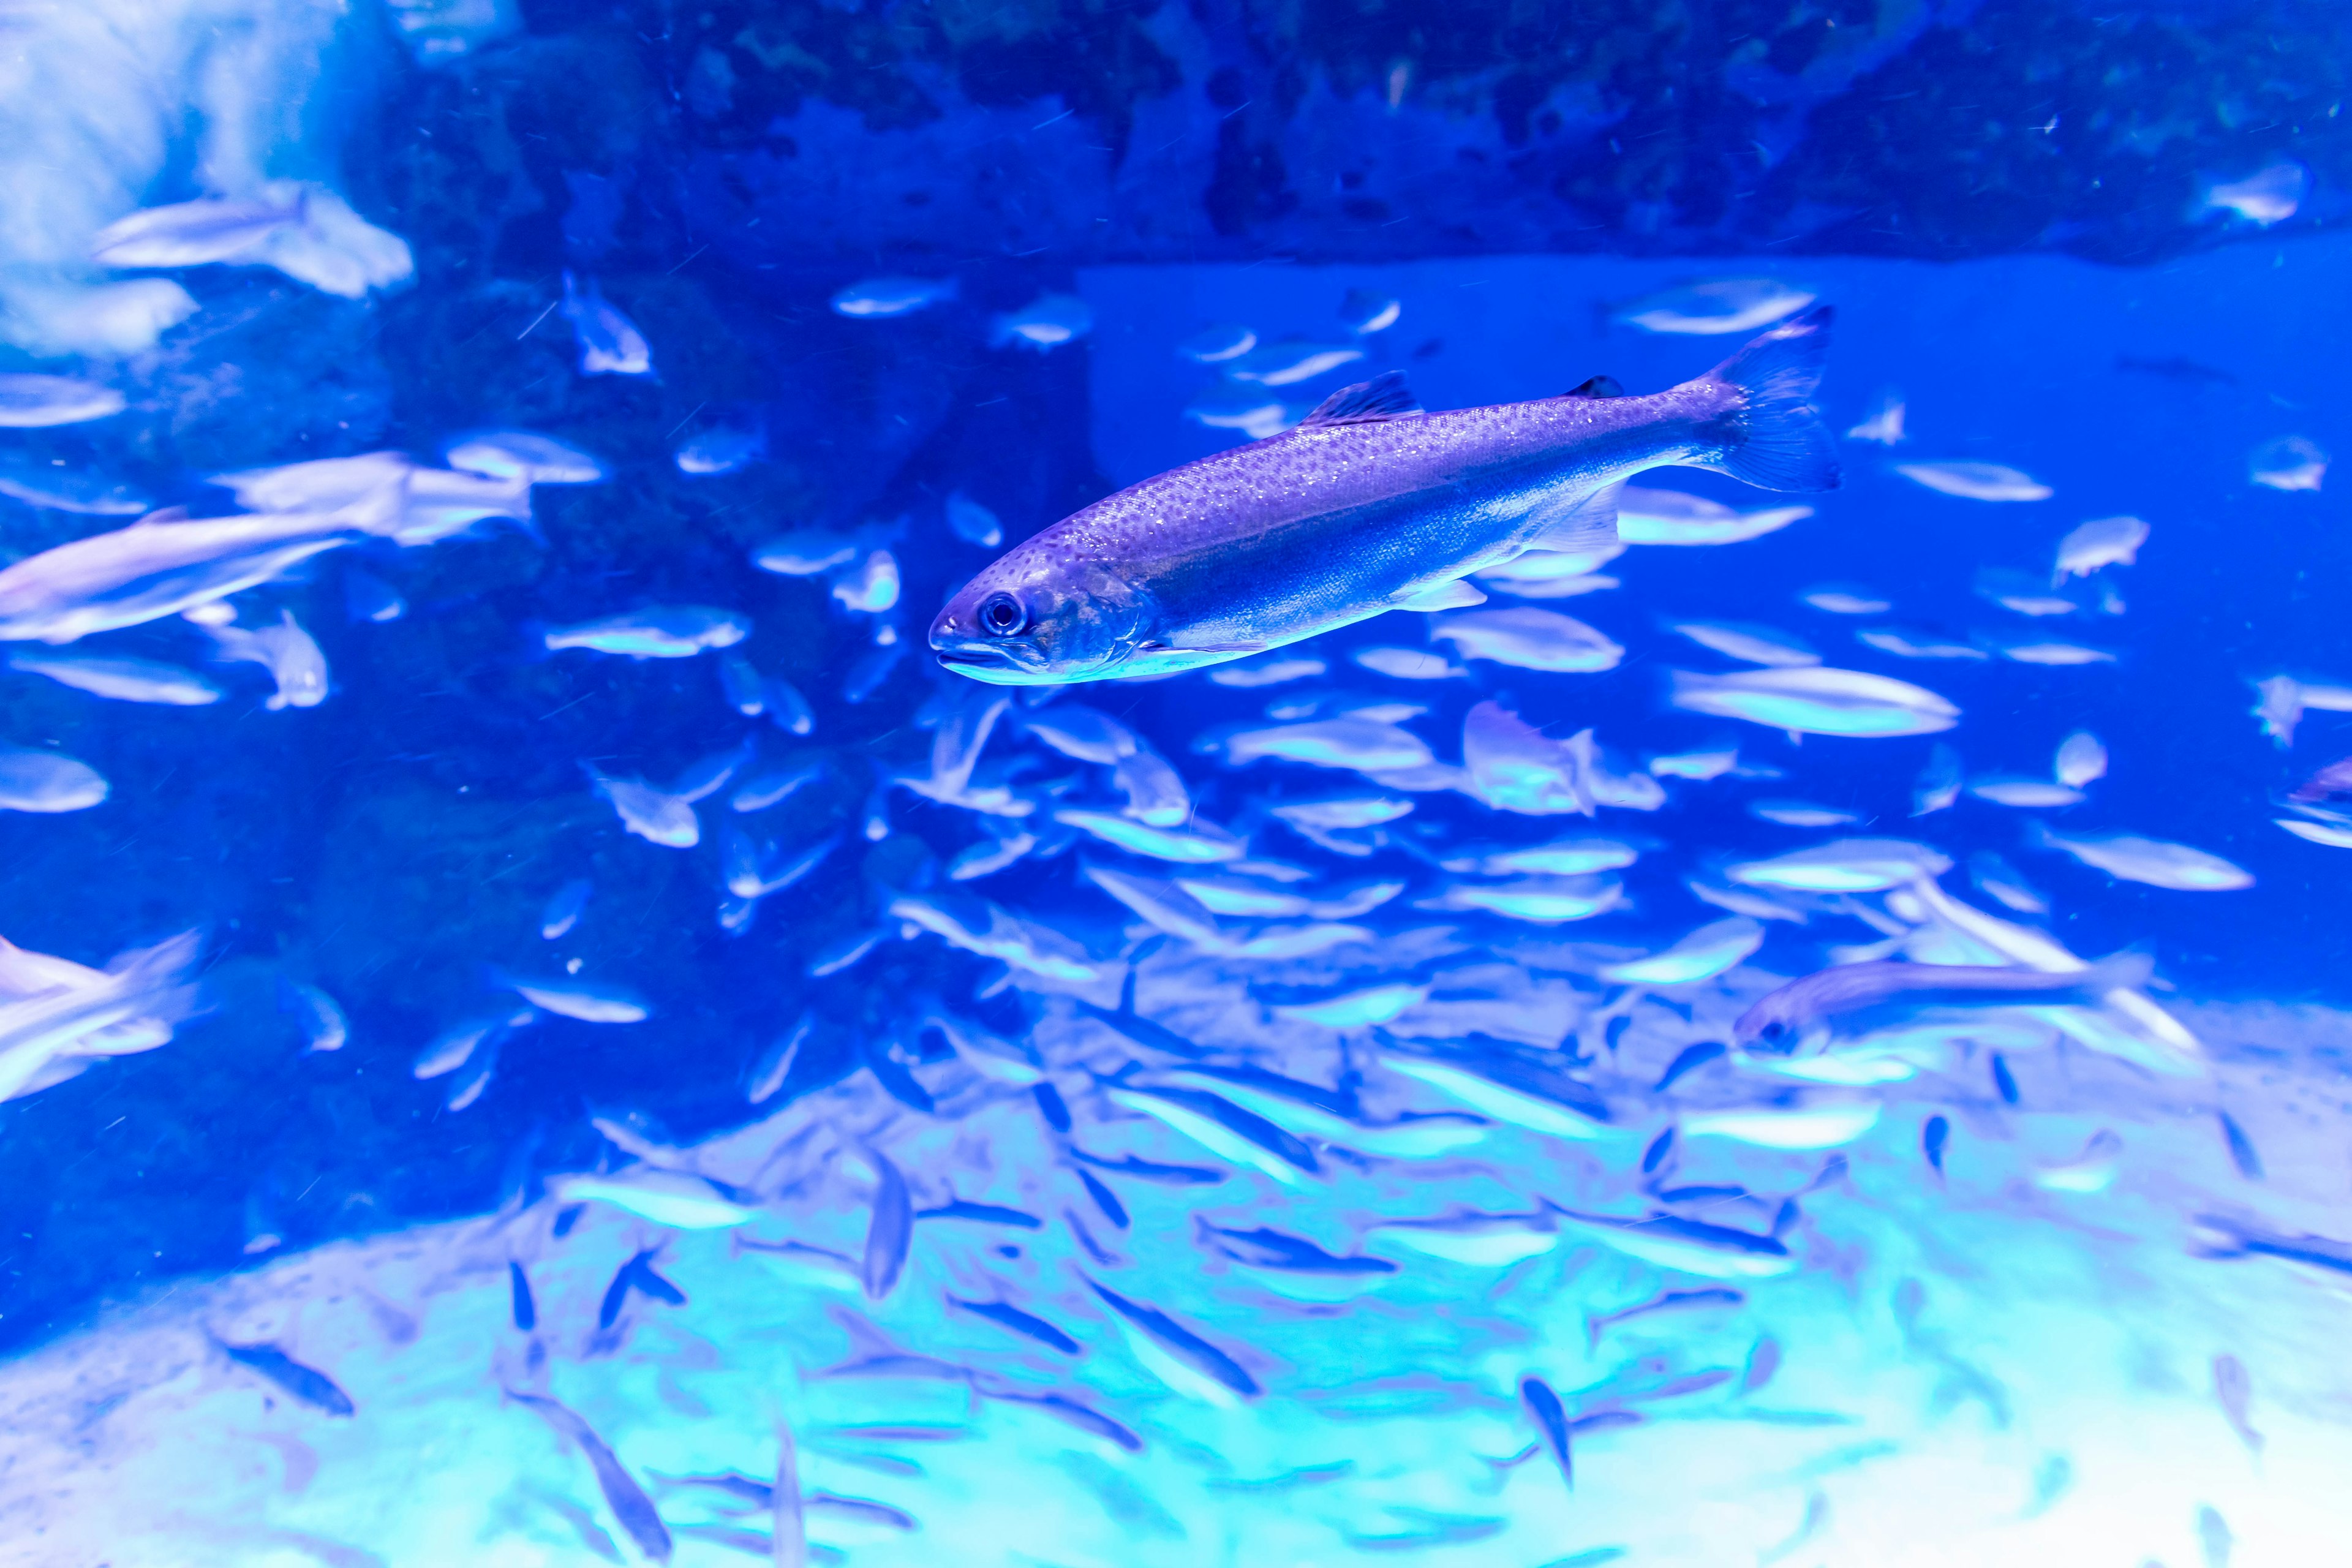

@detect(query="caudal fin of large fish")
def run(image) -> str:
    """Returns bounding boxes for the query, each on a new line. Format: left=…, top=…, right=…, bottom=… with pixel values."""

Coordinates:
left=1687, top=306, right=1840, bottom=493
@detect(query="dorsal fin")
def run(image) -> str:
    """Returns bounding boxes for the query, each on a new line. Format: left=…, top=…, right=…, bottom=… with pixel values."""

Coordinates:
left=1300, top=371, right=1422, bottom=428
left=1564, top=375, right=1625, bottom=399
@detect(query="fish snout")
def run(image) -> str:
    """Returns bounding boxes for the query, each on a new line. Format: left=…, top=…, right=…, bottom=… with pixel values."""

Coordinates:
left=1730, top=998, right=1789, bottom=1050
left=929, top=609, right=1021, bottom=680
left=930, top=585, right=1046, bottom=682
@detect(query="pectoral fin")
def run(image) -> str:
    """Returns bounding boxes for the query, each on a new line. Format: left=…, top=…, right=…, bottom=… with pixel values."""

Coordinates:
left=1398, top=579, right=1488, bottom=612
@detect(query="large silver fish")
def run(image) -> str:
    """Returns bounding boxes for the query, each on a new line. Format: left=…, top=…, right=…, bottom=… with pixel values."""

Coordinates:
left=930, top=308, right=1837, bottom=684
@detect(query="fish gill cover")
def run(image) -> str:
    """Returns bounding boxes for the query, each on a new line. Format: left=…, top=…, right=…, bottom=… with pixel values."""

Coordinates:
left=0, top=2, right=2346, bottom=1565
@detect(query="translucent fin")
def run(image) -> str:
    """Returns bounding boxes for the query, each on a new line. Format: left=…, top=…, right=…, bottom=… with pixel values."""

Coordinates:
left=1517, top=479, right=1624, bottom=557
left=1300, top=371, right=1422, bottom=428
left=1398, top=579, right=1488, bottom=612
left=1687, top=306, right=1840, bottom=493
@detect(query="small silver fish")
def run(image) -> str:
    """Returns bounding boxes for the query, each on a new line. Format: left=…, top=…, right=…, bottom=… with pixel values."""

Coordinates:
left=1969, top=851, right=2049, bottom=914
left=1893, top=461, right=2051, bottom=502
left=932, top=311, right=1838, bottom=684
left=1735, top=951, right=2152, bottom=1048
left=540, top=878, right=592, bottom=939
left=1185, top=383, right=1296, bottom=437
left=1340, top=288, right=1401, bottom=334
left=945, top=491, right=1003, bottom=548
left=1976, top=568, right=2079, bottom=617
left=675, top=423, right=765, bottom=476
left=208, top=609, right=330, bottom=709
left=499, top=973, right=650, bottom=1023
left=1616, top=486, right=1811, bottom=545
left=1858, top=626, right=1988, bottom=662
left=546, top=606, right=749, bottom=658
left=991, top=292, right=1093, bottom=350
left=1845, top=389, right=1905, bottom=445
left=0, top=374, right=126, bottom=429
left=831, top=276, right=958, bottom=318
left=1975, top=630, right=2116, bottom=666
left=1430, top=607, right=1623, bottom=673
left=832, top=552, right=900, bottom=614
left=0, top=930, right=197, bottom=1103
left=1968, top=777, right=2082, bottom=809
left=1800, top=584, right=1890, bottom=614
left=1749, top=800, right=1860, bottom=827
left=506, top=1389, right=674, bottom=1562
left=1670, top=665, right=1957, bottom=738
left=753, top=530, right=859, bottom=576
left=1667, top=619, right=1819, bottom=668
left=280, top=979, right=349, bottom=1053
left=344, top=568, right=405, bottom=624
left=2249, top=434, right=2326, bottom=492
left=1612, top=279, right=1814, bottom=336
left=212, top=452, right=530, bottom=545
left=1912, top=744, right=1962, bottom=816
left=587, top=766, right=700, bottom=848
left=2211, top=1354, right=2264, bottom=1452
left=2027, top=824, right=2252, bottom=890
left=442, top=430, right=606, bottom=485
left=221, top=183, right=413, bottom=299
left=2052, top=516, right=2147, bottom=582
left=0, top=748, right=108, bottom=812
left=1178, top=323, right=1257, bottom=363
left=0, top=462, right=150, bottom=516
left=559, top=271, right=653, bottom=376
left=2053, top=732, right=2108, bottom=787
left=1223, top=339, right=1365, bottom=386
left=90, top=192, right=305, bottom=268
left=8, top=652, right=221, bottom=705
left=1728, top=838, right=1949, bottom=892
left=2200, top=161, right=2306, bottom=224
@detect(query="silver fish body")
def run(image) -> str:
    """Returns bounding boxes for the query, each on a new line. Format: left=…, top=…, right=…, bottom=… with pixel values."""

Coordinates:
left=932, top=309, right=1837, bottom=684
left=1735, top=951, right=2152, bottom=1048
left=0, top=509, right=369, bottom=644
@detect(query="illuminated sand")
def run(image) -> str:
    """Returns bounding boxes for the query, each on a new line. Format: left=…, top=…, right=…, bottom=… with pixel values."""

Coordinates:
left=2, top=935, right=2346, bottom=1567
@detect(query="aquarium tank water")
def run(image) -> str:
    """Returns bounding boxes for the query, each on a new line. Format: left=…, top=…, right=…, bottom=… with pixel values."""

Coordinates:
left=0, top=2, right=2346, bottom=1564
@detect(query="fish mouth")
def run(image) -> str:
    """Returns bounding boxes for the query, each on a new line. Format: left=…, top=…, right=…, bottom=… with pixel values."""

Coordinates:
left=933, top=650, right=1043, bottom=686
left=932, top=643, right=1043, bottom=685
left=932, top=646, right=1014, bottom=669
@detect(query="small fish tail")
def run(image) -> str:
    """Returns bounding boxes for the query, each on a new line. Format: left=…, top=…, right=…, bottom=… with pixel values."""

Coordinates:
left=2084, top=947, right=2155, bottom=993
left=1687, top=306, right=1839, bottom=493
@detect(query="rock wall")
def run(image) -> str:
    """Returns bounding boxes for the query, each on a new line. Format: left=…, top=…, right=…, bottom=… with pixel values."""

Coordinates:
left=369, top=0, right=2352, bottom=276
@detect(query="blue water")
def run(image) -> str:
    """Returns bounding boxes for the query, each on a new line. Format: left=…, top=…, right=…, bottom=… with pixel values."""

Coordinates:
left=0, top=7, right=2347, bottom=1566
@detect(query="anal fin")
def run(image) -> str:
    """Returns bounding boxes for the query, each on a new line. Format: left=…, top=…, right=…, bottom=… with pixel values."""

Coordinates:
left=1398, top=579, right=1488, bottom=612
left=1518, top=479, right=1624, bottom=557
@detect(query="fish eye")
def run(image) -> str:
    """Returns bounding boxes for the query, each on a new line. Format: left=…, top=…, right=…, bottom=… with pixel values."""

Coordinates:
left=977, top=592, right=1028, bottom=637
left=1760, top=1020, right=1787, bottom=1042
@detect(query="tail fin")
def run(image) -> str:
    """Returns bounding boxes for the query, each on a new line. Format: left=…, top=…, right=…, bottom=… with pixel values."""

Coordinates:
left=2084, top=948, right=2156, bottom=994
left=1688, top=306, right=1839, bottom=492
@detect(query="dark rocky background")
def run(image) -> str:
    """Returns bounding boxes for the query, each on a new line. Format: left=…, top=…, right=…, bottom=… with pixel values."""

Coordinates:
left=368, top=0, right=2352, bottom=277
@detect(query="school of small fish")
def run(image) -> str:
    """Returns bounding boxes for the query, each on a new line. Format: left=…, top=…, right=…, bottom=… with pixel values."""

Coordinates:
left=0, top=245, right=2340, bottom=1568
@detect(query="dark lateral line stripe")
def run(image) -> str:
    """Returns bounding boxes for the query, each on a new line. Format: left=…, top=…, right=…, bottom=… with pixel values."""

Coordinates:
left=915, top=1200, right=1042, bottom=1228
left=1086, top=1280, right=1261, bottom=1397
